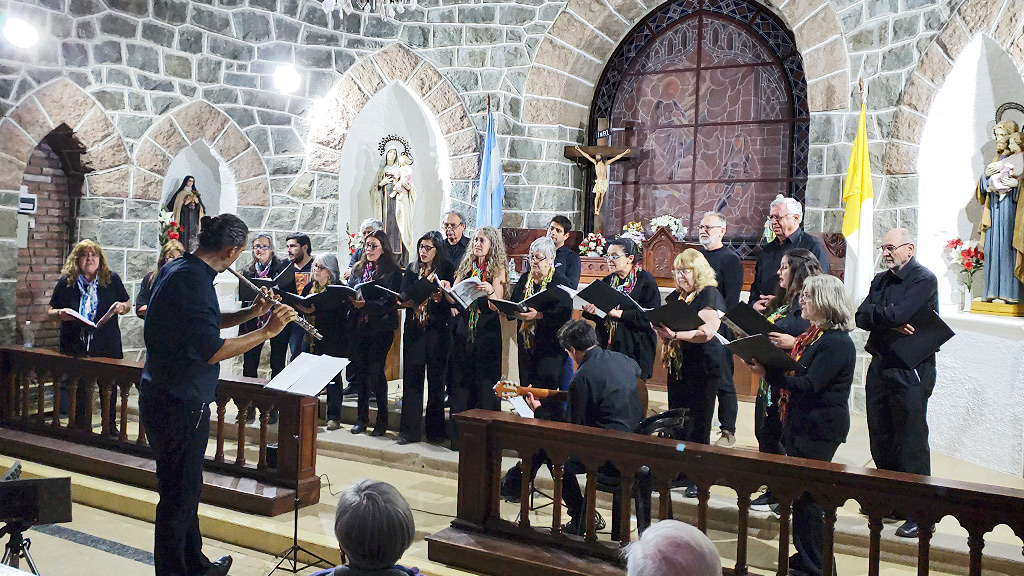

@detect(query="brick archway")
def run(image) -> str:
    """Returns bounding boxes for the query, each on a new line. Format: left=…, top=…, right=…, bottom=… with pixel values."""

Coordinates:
left=134, top=101, right=271, bottom=207
left=305, top=43, right=481, bottom=181
left=521, top=0, right=850, bottom=130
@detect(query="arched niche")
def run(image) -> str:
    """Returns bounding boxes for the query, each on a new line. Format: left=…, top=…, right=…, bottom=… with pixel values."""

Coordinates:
left=917, top=35, right=1024, bottom=308
left=336, top=81, right=450, bottom=249
left=161, top=140, right=236, bottom=216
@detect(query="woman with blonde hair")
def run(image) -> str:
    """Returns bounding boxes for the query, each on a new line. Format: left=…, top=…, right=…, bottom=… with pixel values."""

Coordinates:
left=654, top=249, right=728, bottom=452
left=748, top=274, right=855, bottom=576
left=136, top=239, right=185, bottom=318
left=449, top=226, right=508, bottom=446
left=48, top=239, right=131, bottom=434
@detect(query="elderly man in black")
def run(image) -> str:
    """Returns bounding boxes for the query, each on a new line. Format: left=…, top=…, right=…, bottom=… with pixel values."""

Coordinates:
left=749, top=196, right=831, bottom=309
left=523, top=320, right=643, bottom=536
left=140, top=214, right=297, bottom=576
left=441, top=210, right=469, bottom=265
left=855, top=227, right=939, bottom=539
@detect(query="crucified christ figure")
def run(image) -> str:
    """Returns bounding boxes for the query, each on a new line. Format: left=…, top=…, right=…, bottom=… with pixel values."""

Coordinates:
left=575, top=145, right=630, bottom=215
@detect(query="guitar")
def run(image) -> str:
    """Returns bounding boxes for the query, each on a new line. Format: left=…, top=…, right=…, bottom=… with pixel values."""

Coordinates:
left=493, top=380, right=568, bottom=402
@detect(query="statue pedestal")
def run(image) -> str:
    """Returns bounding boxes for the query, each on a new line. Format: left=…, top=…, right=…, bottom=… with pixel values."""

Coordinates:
left=970, top=300, right=1024, bottom=317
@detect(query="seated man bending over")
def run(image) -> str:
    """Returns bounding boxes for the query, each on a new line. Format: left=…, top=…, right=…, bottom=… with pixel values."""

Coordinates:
left=522, top=319, right=644, bottom=535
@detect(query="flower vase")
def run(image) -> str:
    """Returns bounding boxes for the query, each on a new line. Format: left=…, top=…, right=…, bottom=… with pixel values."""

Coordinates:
left=963, top=286, right=974, bottom=311
left=586, top=251, right=600, bottom=257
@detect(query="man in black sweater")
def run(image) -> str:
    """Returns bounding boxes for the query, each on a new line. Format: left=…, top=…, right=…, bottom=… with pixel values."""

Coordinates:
left=441, top=210, right=469, bottom=266
left=855, top=227, right=938, bottom=539
left=749, top=196, right=831, bottom=308
left=548, top=215, right=582, bottom=289
left=697, top=211, right=743, bottom=447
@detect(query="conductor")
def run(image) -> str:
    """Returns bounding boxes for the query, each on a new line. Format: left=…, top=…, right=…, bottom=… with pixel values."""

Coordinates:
left=140, top=214, right=297, bottom=576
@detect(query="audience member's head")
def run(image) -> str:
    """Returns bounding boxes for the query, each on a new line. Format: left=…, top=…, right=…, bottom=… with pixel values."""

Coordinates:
left=623, top=520, right=721, bottom=576
left=334, top=480, right=415, bottom=570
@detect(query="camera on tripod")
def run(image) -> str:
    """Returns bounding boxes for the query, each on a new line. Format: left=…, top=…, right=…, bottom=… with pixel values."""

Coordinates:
left=1, top=461, right=73, bottom=575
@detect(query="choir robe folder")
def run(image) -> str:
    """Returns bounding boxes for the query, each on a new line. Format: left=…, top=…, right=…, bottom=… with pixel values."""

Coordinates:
left=727, top=334, right=806, bottom=374
left=888, top=307, right=954, bottom=368
left=723, top=303, right=779, bottom=337
left=644, top=299, right=705, bottom=332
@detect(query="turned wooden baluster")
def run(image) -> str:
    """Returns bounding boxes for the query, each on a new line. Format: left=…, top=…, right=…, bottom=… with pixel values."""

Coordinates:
left=135, top=383, right=147, bottom=446
left=775, top=500, right=792, bottom=576
left=214, top=398, right=227, bottom=463
left=967, top=529, right=985, bottom=576
left=867, top=516, right=883, bottom=576
left=918, top=520, right=934, bottom=576
left=618, top=475, right=634, bottom=546
left=51, top=372, right=64, bottom=428
left=35, top=368, right=47, bottom=424
left=697, top=484, right=710, bottom=533
left=118, top=380, right=130, bottom=442
left=821, top=506, right=838, bottom=576
left=735, top=493, right=751, bottom=576
left=235, top=399, right=250, bottom=466
left=99, top=378, right=113, bottom=436
left=518, top=453, right=532, bottom=528
left=21, top=369, right=33, bottom=421
left=257, top=406, right=269, bottom=470
left=550, top=462, right=564, bottom=536
left=658, top=480, right=672, bottom=520
left=584, top=469, right=598, bottom=543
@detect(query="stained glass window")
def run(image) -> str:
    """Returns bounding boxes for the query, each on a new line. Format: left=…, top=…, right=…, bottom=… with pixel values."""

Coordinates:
left=591, top=0, right=808, bottom=249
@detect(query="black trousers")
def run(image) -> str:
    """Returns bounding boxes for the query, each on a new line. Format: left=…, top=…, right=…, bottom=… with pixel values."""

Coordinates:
left=755, top=384, right=786, bottom=455
left=450, top=339, right=501, bottom=417
left=352, top=329, right=394, bottom=430
left=865, top=356, right=935, bottom=476
left=400, top=326, right=450, bottom=441
left=518, top=347, right=567, bottom=422
left=139, top=392, right=212, bottom=576
left=241, top=326, right=288, bottom=379
left=784, top=433, right=840, bottom=576
left=716, top=351, right=738, bottom=434
left=667, top=369, right=718, bottom=445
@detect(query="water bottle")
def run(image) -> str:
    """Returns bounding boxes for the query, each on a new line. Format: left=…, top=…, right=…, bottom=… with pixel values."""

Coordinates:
left=22, top=320, right=33, bottom=348
left=508, top=258, right=519, bottom=283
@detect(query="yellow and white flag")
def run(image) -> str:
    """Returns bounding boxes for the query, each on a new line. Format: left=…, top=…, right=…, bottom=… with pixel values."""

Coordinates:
left=842, top=100, right=874, bottom=301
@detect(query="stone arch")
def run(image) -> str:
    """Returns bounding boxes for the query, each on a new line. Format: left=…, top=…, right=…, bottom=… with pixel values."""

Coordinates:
left=134, top=101, right=271, bottom=207
left=0, top=77, right=130, bottom=196
left=305, top=43, right=481, bottom=182
left=522, top=0, right=850, bottom=129
left=884, top=0, right=1023, bottom=175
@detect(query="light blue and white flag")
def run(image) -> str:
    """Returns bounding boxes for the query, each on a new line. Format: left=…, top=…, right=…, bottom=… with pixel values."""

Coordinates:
left=475, top=107, right=504, bottom=228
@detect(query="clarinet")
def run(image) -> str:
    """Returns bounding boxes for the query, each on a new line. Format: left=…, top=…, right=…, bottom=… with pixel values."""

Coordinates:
left=227, top=267, right=323, bottom=341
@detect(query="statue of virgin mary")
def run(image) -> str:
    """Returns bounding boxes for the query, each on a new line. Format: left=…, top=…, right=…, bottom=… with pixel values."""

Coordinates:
left=371, top=137, right=415, bottom=264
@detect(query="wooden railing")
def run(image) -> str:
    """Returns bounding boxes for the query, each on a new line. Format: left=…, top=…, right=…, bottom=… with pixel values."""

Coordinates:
left=434, top=410, right=1024, bottom=576
left=0, top=345, right=320, bottom=515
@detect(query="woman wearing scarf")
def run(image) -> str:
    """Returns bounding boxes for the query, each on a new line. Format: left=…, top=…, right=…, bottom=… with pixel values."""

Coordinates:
left=749, top=249, right=822, bottom=512
left=509, top=236, right=572, bottom=421
left=136, top=239, right=184, bottom=318
left=238, top=234, right=290, bottom=380
left=396, top=231, right=454, bottom=445
left=748, top=274, right=855, bottom=576
left=582, top=237, right=661, bottom=380
left=449, top=226, right=508, bottom=447
left=347, top=229, right=402, bottom=436
left=47, top=239, right=131, bottom=435
left=295, top=254, right=349, bottom=430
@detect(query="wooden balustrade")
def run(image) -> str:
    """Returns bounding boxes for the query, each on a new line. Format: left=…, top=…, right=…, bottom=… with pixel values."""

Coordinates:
left=428, top=410, right=1024, bottom=576
left=0, top=345, right=319, bottom=516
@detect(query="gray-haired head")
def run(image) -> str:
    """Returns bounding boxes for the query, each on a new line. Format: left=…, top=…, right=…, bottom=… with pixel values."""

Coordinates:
left=769, top=196, right=803, bottom=220
left=313, top=253, right=340, bottom=284
left=334, top=479, right=415, bottom=570
left=624, top=520, right=721, bottom=576
left=701, top=211, right=727, bottom=227
left=442, top=210, right=466, bottom=226
left=529, top=236, right=556, bottom=262
left=360, top=218, right=384, bottom=235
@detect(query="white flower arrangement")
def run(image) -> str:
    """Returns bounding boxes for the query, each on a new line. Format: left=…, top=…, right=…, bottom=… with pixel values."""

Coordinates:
left=649, top=214, right=686, bottom=239
left=581, top=232, right=607, bottom=256
left=158, top=210, right=173, bottom=226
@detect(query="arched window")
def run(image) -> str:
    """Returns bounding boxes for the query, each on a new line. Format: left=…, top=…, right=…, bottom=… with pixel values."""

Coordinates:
left=590, top=0, right=809, bottom=254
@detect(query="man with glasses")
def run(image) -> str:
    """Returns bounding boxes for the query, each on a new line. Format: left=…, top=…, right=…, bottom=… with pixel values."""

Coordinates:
left=697, top=212, right=743, bottom=447
left=441, top=211, right=468, bottom=265
left=346, top=218, right=384, bottom=277
left=855, top=228, right=938, bottom=539
left=548, top=215, right=581, bottom=289
left=748, top=196, right=830, bottom=309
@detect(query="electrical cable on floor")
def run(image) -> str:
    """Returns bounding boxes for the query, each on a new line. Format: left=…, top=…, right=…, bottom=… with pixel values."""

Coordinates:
left=317, top=473, right=457, bottom=519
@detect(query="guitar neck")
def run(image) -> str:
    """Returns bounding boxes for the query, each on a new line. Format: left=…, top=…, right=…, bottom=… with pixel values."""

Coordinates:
left=524, top=387, right=568, bottom=402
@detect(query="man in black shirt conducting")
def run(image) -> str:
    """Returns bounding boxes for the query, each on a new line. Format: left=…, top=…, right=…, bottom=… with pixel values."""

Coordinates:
left=140, top=214, right=297, bottom=576
left=749, top=196, right=831, bottom=308
left=855, top=227, right=938, bottom=539
left=697, top=211, right=743, bottom=447
left=523, top=320, right=643, bottom=535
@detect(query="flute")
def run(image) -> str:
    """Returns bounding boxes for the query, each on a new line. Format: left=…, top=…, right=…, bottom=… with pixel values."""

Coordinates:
left=227, top=267, right=323, bottom=341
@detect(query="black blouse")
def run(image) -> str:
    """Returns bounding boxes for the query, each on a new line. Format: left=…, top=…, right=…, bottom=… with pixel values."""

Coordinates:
left=49, top=273, right=130, bottom=359
left=401, top=259, right=456, bottom=334
left=510, top=268, right=573, bottom=358
left=348, top=264, right=402, bottom=333
left=768, top=297, right=810, bottom=337
left=136, top=271, right=156, bottom=316
left=665, top=286, right=727, bottom=374
left=583, top=269, right=661, bottom=380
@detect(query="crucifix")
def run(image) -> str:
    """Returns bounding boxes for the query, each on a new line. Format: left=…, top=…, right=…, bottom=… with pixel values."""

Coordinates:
left=564, top=118, right=634, bottom=232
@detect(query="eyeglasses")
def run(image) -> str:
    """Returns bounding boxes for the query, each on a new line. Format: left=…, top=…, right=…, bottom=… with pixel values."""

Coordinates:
left=798, top=292, right=812, bottom=302
left=418, top=245, right=436, bottom=252
left=442, top=222, right=464, bottom=229
left=768, top=213, right=792, bottom=222
left=252, top=245, right=270, bottom=251
left=605, top=253, right=624, bottom=262
left=472, top=237, right=488, bottom=244
left=529, top=254, right=547, bottom=263
left=879, top=243, right=911, bottom=253
left=312, top=263, right=325, bottom=271
left=673, top=268, right=692, bottom=275
left=364, top=242, right=382, bottom=250
left=697, top=225, right=722, bottom=232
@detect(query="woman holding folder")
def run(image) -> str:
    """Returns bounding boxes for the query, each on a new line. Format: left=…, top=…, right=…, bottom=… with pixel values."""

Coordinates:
left=449, top=226, right=508, bottom=446
left=747, top=274, right=855, bottom=576
left=509, top=237, right=573, bottom=421
left=348, top=230, right=403, bottom=436
left=397, top=231, right=455, bottom=445
left=582, top=237, right=661, bottom=380
left=653, top=249, right=727, bottom=449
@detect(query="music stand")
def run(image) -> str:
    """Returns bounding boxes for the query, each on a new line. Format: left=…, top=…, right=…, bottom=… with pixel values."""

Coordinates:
left=1, top=475, right=73, bottom=575
left=264, top=353, right=349, bottom=576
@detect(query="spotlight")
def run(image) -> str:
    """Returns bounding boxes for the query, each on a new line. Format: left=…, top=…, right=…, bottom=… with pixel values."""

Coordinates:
left=273, top=65, right=301, bottom=94
left=3, top=17, right=38, bottom=49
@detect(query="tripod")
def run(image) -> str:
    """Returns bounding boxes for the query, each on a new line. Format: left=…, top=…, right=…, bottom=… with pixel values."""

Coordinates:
left=266, top=433, right=333, bottom=576
left=2, top=521, right=40, bottom=575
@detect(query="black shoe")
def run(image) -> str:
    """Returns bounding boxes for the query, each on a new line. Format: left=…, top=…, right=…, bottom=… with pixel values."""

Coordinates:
left=205, top=555, right=232, bottom=576
left=562, top=514, right=605, bottom=536
left=351, top=423, right=367, bottom=434
left=342, top=385, right=357, bottom=397
left=107, top=426, right=119, bottom=438
left=895, top=520, right=920, bottom=538
left=751, top=491, right=777, bottom=511
left=859, top=505, right=903, bottom=521
left=684, top=485, right=699, bottom=499
left=371, top=427, right=387, bottom=437
left=396, top=435, right=415, bottom=445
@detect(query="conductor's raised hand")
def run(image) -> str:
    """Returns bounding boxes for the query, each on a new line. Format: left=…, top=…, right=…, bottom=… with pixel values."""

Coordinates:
left=264, top=304, right=297, bottom=337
